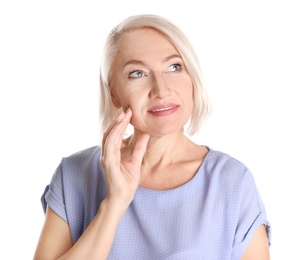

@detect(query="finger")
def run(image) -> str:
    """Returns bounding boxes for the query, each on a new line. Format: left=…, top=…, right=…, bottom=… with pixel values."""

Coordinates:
left=113, top=108, right=132, bottom=143
left=103, top=109, right=132, bottom=158
left=102, top=111, right=125, bottom=155
left=130, top=133, right=150, bottom=165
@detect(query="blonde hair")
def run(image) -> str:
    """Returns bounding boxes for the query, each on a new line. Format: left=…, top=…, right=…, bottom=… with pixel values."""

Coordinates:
left=99, top=14, right=211, bottom=136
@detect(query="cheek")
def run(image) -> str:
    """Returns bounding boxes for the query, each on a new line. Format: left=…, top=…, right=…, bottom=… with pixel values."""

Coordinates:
left=183, top=82, right=194, bottom=112
left=128, top=106, right=146, bottom=130
left=119, top=84, right=147, bottom=109
left=120, top=92, right=144, bottom=113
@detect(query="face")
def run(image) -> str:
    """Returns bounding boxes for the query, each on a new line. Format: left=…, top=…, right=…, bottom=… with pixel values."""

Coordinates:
left=110, top=28, right=193, bottom=137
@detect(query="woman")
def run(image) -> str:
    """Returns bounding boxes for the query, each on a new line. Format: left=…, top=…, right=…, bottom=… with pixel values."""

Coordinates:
left=34, top=14, right=271, bottom=259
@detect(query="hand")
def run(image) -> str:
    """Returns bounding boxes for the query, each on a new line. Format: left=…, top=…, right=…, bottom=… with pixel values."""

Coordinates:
left=101, top=109, right=150, bottom=204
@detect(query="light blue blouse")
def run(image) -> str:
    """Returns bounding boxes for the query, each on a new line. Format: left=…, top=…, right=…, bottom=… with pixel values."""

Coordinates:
left=42, top=146, right=271, bottom=259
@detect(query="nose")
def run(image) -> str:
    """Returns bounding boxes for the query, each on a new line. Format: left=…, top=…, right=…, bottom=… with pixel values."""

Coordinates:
left=149, top=73, right=171, bottom=99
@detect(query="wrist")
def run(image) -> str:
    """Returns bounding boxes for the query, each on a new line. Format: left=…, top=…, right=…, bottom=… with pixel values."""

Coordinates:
left=99, top=197, right=131, bottom=219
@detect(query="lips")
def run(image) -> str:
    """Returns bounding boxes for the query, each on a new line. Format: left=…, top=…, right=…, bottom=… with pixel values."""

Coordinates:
left=147, top=103, right=179, bottom=116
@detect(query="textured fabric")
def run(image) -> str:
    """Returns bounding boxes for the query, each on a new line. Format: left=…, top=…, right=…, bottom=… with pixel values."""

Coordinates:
left=41, top=145, right=271, bottom=259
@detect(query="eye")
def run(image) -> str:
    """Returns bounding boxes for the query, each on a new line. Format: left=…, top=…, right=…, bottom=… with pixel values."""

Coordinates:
left=129, top=70, right=145, bottom=78
left=167, top=63, right=181, bottom=72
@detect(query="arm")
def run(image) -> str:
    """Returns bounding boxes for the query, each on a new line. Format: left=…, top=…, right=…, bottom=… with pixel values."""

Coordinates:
left=241, top=224, right=270, bottom=260
left=34, top=199, right=129, bottom=260
left=34, top=109, right=150, bottom=259
left=33, top=207, right=72, bottom=259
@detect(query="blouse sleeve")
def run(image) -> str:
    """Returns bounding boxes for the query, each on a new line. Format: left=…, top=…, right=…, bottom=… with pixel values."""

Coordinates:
left=231, top=170, right=271, bottom=259
left=41, top=161, right=68, bottom=222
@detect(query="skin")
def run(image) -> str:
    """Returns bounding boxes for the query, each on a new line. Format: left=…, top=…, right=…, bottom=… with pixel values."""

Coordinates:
left=33, top=28, right=270, bottom=259
left=110, top=29, right=194, bottom=138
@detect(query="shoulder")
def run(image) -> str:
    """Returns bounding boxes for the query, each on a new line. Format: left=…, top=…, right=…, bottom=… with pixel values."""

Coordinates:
left=58, top=145, right=101, bottom=181
left=63, top=145, right=100, bottom=162
left=45, top=146, right=105, bottom=243
left=204, top=148, right=251, bottom=176
left=57, top=145, right=105, bottom=203
left=201, top=147, right=264, bottom=210
left=61, top=145, right=101, bottom=167
left=201, top=148, right=256, bottom=192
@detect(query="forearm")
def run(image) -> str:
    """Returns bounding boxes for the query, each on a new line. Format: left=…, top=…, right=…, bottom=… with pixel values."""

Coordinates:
left=59, top=198, right=130, bottom=260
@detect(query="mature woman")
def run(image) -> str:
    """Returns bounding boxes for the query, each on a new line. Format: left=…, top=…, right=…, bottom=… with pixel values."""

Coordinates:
left=34, top=14, right=271, bottom=259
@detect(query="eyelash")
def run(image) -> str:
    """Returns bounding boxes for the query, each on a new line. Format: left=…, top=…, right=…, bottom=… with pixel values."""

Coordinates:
left=129, top=71, right=145, bottom=78
left=128, top=63, right=182, bottom=78
left=169, top=63, right=182, bottom=71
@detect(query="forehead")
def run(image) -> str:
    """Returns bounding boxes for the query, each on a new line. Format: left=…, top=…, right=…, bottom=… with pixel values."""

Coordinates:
left=115, top=28, right=179, bottom=62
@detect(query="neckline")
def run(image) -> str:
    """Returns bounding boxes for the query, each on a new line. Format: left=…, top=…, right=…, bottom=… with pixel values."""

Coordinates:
left=137, top=147, right=213, bottom=193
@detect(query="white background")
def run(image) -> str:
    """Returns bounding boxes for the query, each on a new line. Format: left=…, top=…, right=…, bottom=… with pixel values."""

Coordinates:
left=1, top=0, right=302, bottom=259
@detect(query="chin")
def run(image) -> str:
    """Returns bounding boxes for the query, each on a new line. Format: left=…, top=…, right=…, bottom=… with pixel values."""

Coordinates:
left=132, top=114, right=189, bottom=136
left=148, top=125, right=185, bottom=137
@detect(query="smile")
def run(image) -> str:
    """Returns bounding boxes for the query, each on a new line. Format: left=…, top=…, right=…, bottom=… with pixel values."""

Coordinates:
left=151, top=106, right=174, bottom=112
left=148, top=104, right=179, bottom=117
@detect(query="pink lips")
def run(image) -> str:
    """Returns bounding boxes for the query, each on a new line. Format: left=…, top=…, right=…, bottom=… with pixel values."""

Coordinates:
left=147, top=103, right=179, bottom=117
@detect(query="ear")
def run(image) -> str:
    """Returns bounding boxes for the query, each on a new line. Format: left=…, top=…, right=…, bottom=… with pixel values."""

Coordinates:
left=110, top=86, right=121, bottom=108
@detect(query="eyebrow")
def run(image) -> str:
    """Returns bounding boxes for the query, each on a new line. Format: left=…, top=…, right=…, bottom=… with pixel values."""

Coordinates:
left=123, top=54, right=182, bottom=69
left=123, top=60, right=147, bottom=69
left=163, top=54, right=182, bottom=63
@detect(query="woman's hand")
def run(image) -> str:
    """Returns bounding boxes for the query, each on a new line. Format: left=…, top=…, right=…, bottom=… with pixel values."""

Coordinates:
left=101, top=108, right=150, bottom=204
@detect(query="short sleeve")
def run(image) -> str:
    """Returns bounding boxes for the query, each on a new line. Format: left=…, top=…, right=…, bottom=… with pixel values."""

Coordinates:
left=41, top=161, right=68, bottom=222
left=231, top=170, right=271, bottom=259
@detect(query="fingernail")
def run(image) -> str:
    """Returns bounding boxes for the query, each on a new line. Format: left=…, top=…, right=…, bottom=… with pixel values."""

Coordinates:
left=126, top=107, right=131, bottom=113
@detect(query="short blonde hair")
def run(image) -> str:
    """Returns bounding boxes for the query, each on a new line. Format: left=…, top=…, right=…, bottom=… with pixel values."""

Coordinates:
left=99, top=14, right=211, bottom=136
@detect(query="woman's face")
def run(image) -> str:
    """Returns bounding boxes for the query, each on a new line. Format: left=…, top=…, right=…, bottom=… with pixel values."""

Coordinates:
left=110, top=28, right=193, bottom=137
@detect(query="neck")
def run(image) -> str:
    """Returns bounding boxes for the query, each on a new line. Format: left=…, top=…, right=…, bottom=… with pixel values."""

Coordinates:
left=126, top=130, right=193, bottom=168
